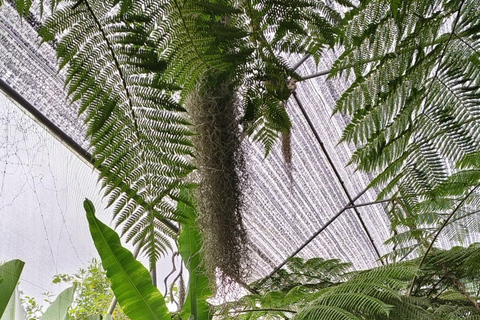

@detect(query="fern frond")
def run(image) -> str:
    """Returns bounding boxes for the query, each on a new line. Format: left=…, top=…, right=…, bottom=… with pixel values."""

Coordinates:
left=335, top=0, right=480, bottom=193
left=40, top=0, right=195, bottom=267
left=333, top=0, right=480, bottom=252
left=237, top=0, right=344, bottom=153
left=154, top=0, right=250, bottom=98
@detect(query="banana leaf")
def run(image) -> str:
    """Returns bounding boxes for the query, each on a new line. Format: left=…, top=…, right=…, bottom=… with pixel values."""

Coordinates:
left=84, top=199, right=170, bottom=320
left=41, top=285, right=76, bottom=320
left=178, top=189, right=212, bottom=320
left=0, top=260, right=24, bottom=318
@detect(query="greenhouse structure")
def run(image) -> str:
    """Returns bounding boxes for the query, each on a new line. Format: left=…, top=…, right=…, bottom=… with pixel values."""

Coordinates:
left=1, top=0, right=480, bottom=319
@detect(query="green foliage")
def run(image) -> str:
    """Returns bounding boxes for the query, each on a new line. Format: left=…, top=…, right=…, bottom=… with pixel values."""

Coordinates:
left=155, top=0, right=251, bottom=98
left=327, top=0, right=480, bottom=264
left=40, top=286, right=76, bottom=320
left=1, top=287, right=26, bottom=320
left=52, top=260, right=128, bottom=320
left=35, top=0, right=349, bottom=270
left=221, top=249, right=480, bottom=320
left=239, top=0, right=343, bottom=155
left=333, top=0, right=480, bottom=200
left=219, top=258, right=432, bottom=320
left=382, top=152, right=480, bottom=261
left=217, top=258, right=352, bottom=320
left=177, top=189, right=212, bottom=320
left=6, top=1, right=480, bottom=317
left=22, top=295, right=44, bottom=320
left=84, top=199, right=171, bottom=320
left=0, top=260, right=24, bottom=319
left=32, top=0, right=349, bottom=280
left=40, top=0, right=196, bottom=268
left=413, top=243, right=480, bottom=301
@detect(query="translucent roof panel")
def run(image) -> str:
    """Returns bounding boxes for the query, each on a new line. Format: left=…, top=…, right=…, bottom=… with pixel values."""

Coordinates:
left=0, top=90, right=108, bottom=300
left=3, top=0, right=480, bottom=290
left=0, top=0, right=394, bottom=281
left=0, top=89, right=179, bottom=303
left=0, top=3, right=88, bottom=149
left=242, top=57, right=393, bottom=278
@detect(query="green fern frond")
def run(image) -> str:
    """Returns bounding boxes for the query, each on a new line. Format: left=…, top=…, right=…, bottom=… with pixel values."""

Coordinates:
left=384, top=153, right=480, bottom=254
left=295, top=263, right=425, bottom=320
left=333, top=0, right=480, bottom=253
left=40, top=0, right=195, bottom=266
left=335, top=0, right=480, bottom=187
left=154, top=0, right=250, bottom=98
left=237, top=0, right=344, bottom=153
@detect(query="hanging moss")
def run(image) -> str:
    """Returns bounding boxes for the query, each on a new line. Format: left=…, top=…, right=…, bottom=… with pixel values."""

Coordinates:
left=185, top=72, right=249, bottom=288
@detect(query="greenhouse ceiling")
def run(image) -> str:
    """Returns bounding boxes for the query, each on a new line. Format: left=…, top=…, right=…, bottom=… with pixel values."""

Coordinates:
left=0, top=0, right=393, bottom=275
left=2, top=0, right=480, bottom=318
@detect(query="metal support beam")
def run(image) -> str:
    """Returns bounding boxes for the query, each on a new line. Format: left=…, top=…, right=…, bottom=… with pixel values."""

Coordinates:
left=344, top=198, right=395, bottom=210
left=292, top=54, right=311, bottom=71
left=0, top=78, right=180, bottom=234
left=256, top=187, right=369, bottom=287
left=292, top=92, right=384, bottom=263
left=300, top=69, right=331, bottom=81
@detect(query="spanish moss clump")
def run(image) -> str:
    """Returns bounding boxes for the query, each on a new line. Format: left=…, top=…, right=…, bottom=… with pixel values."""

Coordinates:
left=185, top=73, right=249, bottom=288
left=281, top=130, right=292, bottom=164
left=282, top=78, right=297, bottom=175
left=282, top=130, right=293, bottom=181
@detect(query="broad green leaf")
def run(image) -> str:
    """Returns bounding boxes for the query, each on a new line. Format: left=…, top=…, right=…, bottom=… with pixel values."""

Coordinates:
left=0, top=286, right=26, bottom=320
left=104, top=315, right=113, bottom=320
left=84, top=199, right=170, bottom=320
left=178, top=189, right=212, bottom=320
left=0, top=260, right=24, bottom=319
left=41, top=285, right=76, bottom=320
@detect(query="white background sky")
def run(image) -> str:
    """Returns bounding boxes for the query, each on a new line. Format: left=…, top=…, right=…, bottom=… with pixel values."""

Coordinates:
left=0, top=91, right=178, bottom=309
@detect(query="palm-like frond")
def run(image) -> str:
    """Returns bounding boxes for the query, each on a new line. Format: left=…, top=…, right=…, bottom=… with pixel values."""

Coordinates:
left=333, top=0, right=480, bottom=202
left=40, top=0, right=195, bottom=268
left=215, top=258, right=350, bottom=320
left=383, top=151, right=480, bottom=262
left=330, top=0, right=480, bottom=265
left=240, top=0, right=344, bottom=155
left=154, top=0, right=251, bottom=98
left=412, top=243, right=480, bottom=301
left=294, top=263, right=435, bottom=320
left=222, top=261, right=438, bottom=320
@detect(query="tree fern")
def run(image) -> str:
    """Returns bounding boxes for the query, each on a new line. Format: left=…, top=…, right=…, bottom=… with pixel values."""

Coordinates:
left=18, top=0, right=350, bottom=282
left=330, top=0, right=480, bottom=266
left=39, top=0, right=195, bottom=269
left=218, top=259, right=446, bottom=320
left=333, top=0, right=480, bottom=203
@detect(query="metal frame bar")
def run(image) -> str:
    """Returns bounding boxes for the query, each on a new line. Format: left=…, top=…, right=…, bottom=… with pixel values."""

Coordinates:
left=300, top=69, right=331, bottom=81
left=0, top=78, right=180, bottom=234
left=292, top=92, right=384, bottom=263
left=256, top=187, right=369, bottom=286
